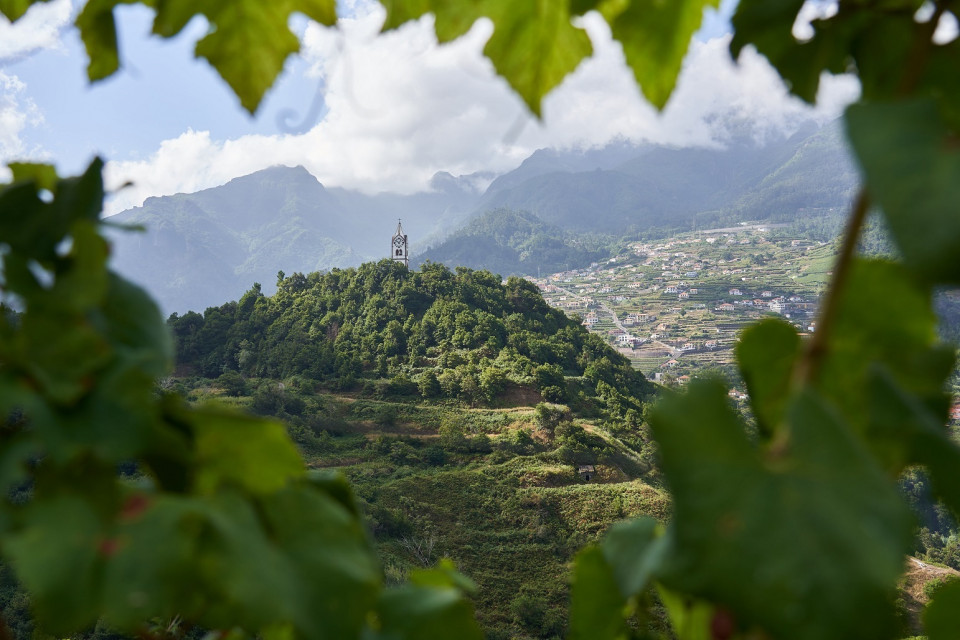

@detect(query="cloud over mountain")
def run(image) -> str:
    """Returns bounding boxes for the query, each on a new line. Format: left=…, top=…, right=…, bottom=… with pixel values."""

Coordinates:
left=87, top=1, right=860, bottom=214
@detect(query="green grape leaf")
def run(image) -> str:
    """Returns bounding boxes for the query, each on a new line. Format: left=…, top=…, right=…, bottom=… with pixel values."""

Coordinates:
left=8, top=162, right=58, bottom=190
left=729, top=0, right=805, bottom=90
left=46, top=220, right=109, bottom=312
left=191, top=407, right=304, bottom=495
left=867, top=368, right=960, bottom=519
left=17, top=310, right=112, bottom=405
left=656, top=585, right=713, bottom=640
left=650, top=381, right=912, bottom=640
left=922, top=40, right=960, bottom=130
left=846, top=100, right=960, bottom=283
left=408, top=558, right=477, bottom=593
left=101, top=495, right=206, bottom=628
left=816, top=259, right=953, bottom=468
left=381, top=0, right=591, bottom=116
left=923, top=578, right=960, bottom=640
left=0, top=183, right=49, bottom=261
left=483, top=0, right=591, bottom=116
left=75, top=0, right=133, bottom=82
left=154, top=0, right=336, bottom=114
left=306, top=468, right=365, bottom=517
left=0, top=158, right=104, bottom=268
left=380, top=0, right=477, bottom=40
left=600, top=517, right=668, bottom=597
left=193, top=5, right=300, bottom=114
left=569, top=545, right=630, bottom=640
left=4, top=495, right=104, bottom=633
left=608, top=0, right=719, bottom=109
left=98, top=272, right=173, bottom=380
left=570, top=0, right=603, bottom=16
left=373, top=581, right=484, bottom=640
left=569, top=518, right=669, bottom=639
left=196, top=491, right=302, bottom=629
left=735, top=318, right=802, bottom=436
left=258, top=483, right=380, bottom=639
left=729, top=0, right=855, bottom=103
left=0, top=0, right=51, bottom=21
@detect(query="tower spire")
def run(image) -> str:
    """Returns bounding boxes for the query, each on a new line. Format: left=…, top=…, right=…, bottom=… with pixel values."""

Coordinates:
left=391, top=218, right=409, bottom=268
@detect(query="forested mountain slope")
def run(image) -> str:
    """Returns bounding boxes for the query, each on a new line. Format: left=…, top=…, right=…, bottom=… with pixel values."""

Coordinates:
left=412, top=209, right=613, bottom=275
left=168, top=260, right=652, bottom=409
left=108, top=123, right=855, bottom=312
left=475, top=121, right=856, bottom=235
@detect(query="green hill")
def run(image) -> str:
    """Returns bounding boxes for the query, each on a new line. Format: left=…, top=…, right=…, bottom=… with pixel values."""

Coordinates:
left=163, top=260, right=664, bottom=639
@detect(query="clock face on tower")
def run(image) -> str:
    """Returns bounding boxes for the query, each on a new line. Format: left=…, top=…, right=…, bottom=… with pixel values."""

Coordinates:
left=393, top=236, right=405, bottom=248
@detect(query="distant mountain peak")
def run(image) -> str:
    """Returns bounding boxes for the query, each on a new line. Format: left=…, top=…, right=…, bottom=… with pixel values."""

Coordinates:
left=226, top=164, right=324, bottom=189
left=429, top=170, right=496, bottom=195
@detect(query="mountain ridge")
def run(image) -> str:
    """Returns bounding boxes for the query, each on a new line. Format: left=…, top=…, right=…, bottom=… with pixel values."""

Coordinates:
left=108, top=121, right=856, bottom=313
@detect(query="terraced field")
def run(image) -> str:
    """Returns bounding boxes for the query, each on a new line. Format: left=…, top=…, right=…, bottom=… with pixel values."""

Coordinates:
left=538, top=226, right=832, bottom=382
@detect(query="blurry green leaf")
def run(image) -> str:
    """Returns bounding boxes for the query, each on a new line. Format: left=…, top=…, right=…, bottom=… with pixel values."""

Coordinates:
left=193, top=5, right=299, bottom=114
left=482, top=0, right=591, bottom=116
left=651, top=381, right=912, bottom=640
left=47, top=220, right=109, bottom=311
left=51, top=157, right=104, bottom=225
left=608, top=0, right=719, bottom=109
left=8, top=162, right=58, bottom=190
left=98, top=272, right=173, bottom=379
left=76, top=0, right=130, bottom=82
left=18, top=311, right=111, bottom=404
left=154, top=0, right=337, bottom=114
left=730, top=0, right=861, bottom=103
left=382, top=0, right=590, bottom=116
left=306, top=468, right=364, bottom=517
left=729, top=0, right=808, bottom=94
left=601, top=517, right=668, bottom=597
left=817, top=259, right=953, bottom=464
left=409, top=558, right=476, bottom=593
left=922, top=40, right=960, bottom=130
left=847, top=101, right=960, bottom=283
left=867, top=368, right=960, bottom=519
left=0, top=183, right=48, bottom=260
left=656, top=585, right=713, bottom=640
left=569, top=546, right=630, bottom=640
left=374, top=582, right=484, bottom=640
left=380, top=1, right=485, bottom=43
left=4, top=495, right=104, bottom=633
left=735, top=318, right=801, bottom=436
left=260, top=623, right=296, bottom=640
left=924, top=578, right=960, bottom=640
left=101, top=495, right=206, bottom=628
left=191, top=407, right=303, bottom=495
left=259, top=482, right=380, bottom=639
left=0, top=0, right=50, bottom=21
left=198, top=492, right=301, bottom=629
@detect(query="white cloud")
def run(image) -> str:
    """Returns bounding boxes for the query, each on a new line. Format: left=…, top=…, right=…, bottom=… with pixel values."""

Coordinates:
left=0, top=0, right=72, bottom=60
left=105, top=2, right=860, bottom=215
left=0, top=71, right=44, bottom=167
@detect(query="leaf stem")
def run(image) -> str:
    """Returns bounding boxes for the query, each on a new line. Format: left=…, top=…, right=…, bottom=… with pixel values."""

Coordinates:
left=797, top=187, right=870, bottom=385
left=796, top=0, right=945, bottom=385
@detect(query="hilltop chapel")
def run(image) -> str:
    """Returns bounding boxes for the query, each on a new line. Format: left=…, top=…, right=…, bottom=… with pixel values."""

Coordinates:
left=391, top=220, right=409, bottom=267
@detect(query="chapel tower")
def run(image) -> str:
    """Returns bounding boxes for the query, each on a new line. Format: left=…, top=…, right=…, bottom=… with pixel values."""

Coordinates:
left=391, top=219, right=409, bottom=267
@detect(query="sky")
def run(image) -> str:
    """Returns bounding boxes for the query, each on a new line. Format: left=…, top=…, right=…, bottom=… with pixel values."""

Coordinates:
left=0, top=0, right=867, bottom=215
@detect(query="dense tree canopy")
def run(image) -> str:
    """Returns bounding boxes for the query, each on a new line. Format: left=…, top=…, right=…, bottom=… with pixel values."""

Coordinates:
left=168, top=261, right=651, bottom=406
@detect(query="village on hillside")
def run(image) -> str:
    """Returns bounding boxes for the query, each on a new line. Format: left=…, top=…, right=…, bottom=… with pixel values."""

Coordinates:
left=534, top=224, right=835, bottom=386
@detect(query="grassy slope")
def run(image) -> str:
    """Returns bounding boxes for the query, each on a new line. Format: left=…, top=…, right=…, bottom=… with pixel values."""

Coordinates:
left=179, top=383, right=669, bottom=639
